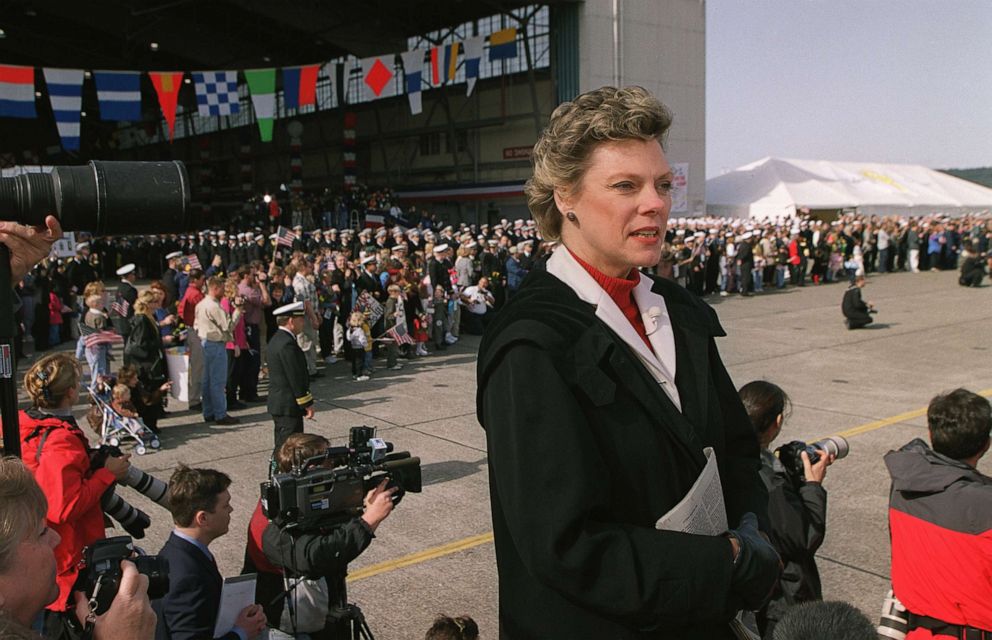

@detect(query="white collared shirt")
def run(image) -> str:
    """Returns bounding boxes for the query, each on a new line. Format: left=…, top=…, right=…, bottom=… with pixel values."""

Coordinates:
left=547, top=248, right=682, bottom=412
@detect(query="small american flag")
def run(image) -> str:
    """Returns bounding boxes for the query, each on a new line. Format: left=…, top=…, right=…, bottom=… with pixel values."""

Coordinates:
left=385, top=323, right=415, bottom=346
left=79, top=323, right=124, bottom=349
left=110, top=297, right=129, bottom=318
left=184, top=254, right=202, bottom=270
left=276, top=226, right=298, bottom=248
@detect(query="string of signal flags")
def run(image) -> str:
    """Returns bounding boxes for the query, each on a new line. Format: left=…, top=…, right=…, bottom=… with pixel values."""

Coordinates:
left=0, top=27, right=519, bottom=148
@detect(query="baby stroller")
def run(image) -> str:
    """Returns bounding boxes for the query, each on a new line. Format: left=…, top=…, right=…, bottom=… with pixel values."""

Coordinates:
left=88, top=377, right=161, bottom=455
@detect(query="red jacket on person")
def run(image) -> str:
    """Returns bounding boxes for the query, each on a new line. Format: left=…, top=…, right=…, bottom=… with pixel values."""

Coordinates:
left=885, top=438, right=992, bottom=638
left=20, top=408, right=115, bottom=611
left=178, top=282, right=205, bottom=329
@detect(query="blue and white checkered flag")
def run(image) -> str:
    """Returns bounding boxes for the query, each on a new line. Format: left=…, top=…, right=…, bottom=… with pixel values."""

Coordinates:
left=192, top=71, right=240, bottom=117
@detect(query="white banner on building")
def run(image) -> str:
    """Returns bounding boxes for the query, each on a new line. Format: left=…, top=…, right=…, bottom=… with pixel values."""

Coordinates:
left=671, top=163, right=689, bottom=213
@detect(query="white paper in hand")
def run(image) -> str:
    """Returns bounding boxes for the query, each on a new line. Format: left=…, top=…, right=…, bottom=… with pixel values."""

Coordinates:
left=213, top=573, right=257, bottom=638
left=655, top=447, right=728, bottom=535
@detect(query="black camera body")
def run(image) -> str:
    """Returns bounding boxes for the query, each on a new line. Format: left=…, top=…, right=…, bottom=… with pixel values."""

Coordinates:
left=261, top=427, right=422, bottom=531
left=776, top=435, right=850, bottom=483
left=75, top=536, right=169, bottom=615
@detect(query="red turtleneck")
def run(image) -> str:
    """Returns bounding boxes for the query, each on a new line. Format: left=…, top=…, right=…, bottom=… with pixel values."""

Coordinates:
left=569, top=249, right=652, bottom=351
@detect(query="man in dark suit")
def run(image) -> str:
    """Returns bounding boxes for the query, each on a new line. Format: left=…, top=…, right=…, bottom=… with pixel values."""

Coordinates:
left=154, top=465, right=266, bottom=640
left=736, top=232, right=755, bottom=295
left=842, top=275, right=875, bottom=329
left=267, top=301, right=314, bottom=458
left=111, top=263, right=139, bottom=338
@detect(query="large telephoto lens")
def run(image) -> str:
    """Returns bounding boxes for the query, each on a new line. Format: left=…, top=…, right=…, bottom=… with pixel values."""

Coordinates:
left=0, top=160, right=191, bottom=234
left=813, top=435, right=850, bottom=461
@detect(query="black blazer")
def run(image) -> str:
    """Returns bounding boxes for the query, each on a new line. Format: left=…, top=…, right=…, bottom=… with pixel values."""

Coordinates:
left=477, top=269, right=768, bottom=640
left=266, top=328, right=313, bottom=417
left=154, top=533, right=240, bottom=640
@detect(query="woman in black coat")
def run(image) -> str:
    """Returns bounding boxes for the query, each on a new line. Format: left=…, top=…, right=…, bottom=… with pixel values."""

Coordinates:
left=123, top=289, right=172, bottom=432
left=477, top=87, right=780, bottom=640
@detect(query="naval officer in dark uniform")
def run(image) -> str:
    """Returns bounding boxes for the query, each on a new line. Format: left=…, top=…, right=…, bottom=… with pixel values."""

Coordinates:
left=111, top=263, right=139, bottom=339
left=267, top=301, right=314, bottom=458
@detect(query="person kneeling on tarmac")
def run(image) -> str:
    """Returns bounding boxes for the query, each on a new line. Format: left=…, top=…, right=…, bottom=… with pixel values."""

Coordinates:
left=242, top=433, right=397, bottom=640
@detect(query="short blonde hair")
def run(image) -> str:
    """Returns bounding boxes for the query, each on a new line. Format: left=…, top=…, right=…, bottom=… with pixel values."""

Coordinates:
left=112, top=384, right=131, bottom=403
left=348, top=311, right=367, bottom=327
left=23, top=353, right=81, bottom=409
left=82, top=281, right=105, bottom=300
left=0, top=458, right=47, bottom=573
left=525, top=86, right=672, bottom=241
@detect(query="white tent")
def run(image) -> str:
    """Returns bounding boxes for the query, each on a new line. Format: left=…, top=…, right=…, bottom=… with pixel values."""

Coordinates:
left=706, top=157, right=992, bottom=219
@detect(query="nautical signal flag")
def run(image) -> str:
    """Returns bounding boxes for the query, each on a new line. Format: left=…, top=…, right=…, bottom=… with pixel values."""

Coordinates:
left=244, top=68, right=276, bottom=142
left=462, top=36, right=484, bottom=96
left=149, top=71, right=184, bottom=141
left=400, top=49, right=425, bottom=115
left=0, top=64, right=37, bottom=118
left=94, top=71, right=142, bottom=121
left=489, top=27, right=518, bottom=61
left=42, top=68, right=84, bottom=150
left=192, top=71, right=240, bottom=116
left=430, top=42, right=460, bottom=85
left=360, top=55, right=396, bottom=101
left=282, top=64, right=319, bottom=110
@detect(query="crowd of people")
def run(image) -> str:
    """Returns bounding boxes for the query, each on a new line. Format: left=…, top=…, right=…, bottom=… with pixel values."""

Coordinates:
left=16, top=208, right=990, bottom=365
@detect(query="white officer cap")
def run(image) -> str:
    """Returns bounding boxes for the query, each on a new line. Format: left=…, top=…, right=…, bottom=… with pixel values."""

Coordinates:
left=273, top=301, right=306, bottom=317
left=165, top=251, right=182, bottom=260
left=116, top=263, right=136, bottom=276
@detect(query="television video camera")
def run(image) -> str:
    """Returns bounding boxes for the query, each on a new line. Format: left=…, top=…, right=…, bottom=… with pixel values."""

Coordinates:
left=74, top=536, right=169, bottom=616
left=261, top=426, right=422, bottom=531
left=777, top=435, right=850, bottom=484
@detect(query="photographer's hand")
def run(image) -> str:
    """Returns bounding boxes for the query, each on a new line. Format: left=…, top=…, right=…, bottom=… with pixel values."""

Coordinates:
left=104, top=452, right=132, bottom=482
left=801, top=450, right=834, bottom=484
left=75, top=560, right=157, bottom=640
left=0, top=215, right=63, bottom=284
left=361, top=479, right=399, bottom=532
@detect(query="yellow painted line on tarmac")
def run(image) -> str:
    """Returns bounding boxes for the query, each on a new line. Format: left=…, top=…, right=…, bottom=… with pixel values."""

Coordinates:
left=349, top=388, right=992, bottom=582
left=832, top=387, right=992, bottom=440
left=347, top=532, right=495, bottom=583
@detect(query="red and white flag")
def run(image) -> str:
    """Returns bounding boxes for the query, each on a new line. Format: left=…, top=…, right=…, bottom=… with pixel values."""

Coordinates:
left=276, top=225, right=298, bottom=248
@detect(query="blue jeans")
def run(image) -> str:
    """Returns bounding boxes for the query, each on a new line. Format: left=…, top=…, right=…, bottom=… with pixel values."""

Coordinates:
left=85, top=344, right=110, bottom=387
left=48, top=325, right=61, bottom=347
left=201, top=339, right=228, bottom=420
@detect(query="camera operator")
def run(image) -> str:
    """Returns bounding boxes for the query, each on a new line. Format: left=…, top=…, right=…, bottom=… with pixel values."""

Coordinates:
left=0, top=457, right=156, bottom=640
left=243, top=433, right=397, bottom=639
left=739, top=381, right=834, bottom=639
left=18, top=353, right=134, bottom=632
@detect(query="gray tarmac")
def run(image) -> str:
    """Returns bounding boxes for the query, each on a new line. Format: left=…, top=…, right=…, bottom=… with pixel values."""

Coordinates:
left=21, top=268, right=991, bottom=639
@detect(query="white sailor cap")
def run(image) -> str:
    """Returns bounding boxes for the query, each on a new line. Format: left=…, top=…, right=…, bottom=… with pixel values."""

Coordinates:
left=218, top=230, right=227, bottom=236
left=375, top=228, right=387, bottom=238
left=432, top=244, right=447, bottom=254
left=165, top=251, right=182, bottom=260
left=740, top=232, right=753, bottom=240
left=466, top=241, right=478, bottom=249
left=254, top=234, right=265, bottom=241
left=116, top=263, right=136, bottom=276
left=360, top=255, right=377, bottom=265
left=273, top=301, right=306, bottom=317
left=442, top=225, right=454, bottom=233
left=76, top=242, right=90, bottom=251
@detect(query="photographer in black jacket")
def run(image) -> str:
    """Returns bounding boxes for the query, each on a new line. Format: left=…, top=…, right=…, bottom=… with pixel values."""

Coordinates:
left=739, top=381, right=833, bottom=639
left=243, top=433, right=397, bottom=640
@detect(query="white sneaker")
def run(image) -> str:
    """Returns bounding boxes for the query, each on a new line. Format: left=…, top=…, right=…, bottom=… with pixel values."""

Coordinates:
left=445, top=333, right=459, bottom=344
left=388, top=364, right=403, bottom=371
left=355, top=375, right=370, bottom=381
